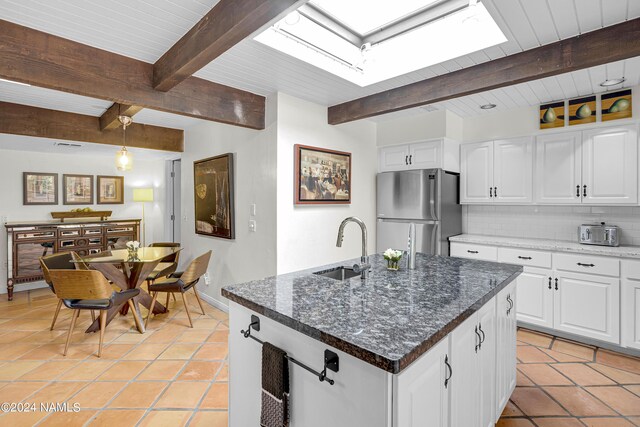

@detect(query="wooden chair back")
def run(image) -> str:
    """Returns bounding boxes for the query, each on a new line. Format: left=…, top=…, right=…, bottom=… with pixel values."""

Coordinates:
left=70, top=251, right=90, bottom=270
left=40, top=251, right=77, bottom=286
left=180, top=251, right=212, bottom=284
left=150, top=242, right=181, bottom=263
left=48, top=270, right=113, bottom=300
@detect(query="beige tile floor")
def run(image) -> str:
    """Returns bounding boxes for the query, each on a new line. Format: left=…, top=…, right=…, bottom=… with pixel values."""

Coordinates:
left=2, top=288, right=640, bottom=426
left=0, top=288, right=229, bottom=426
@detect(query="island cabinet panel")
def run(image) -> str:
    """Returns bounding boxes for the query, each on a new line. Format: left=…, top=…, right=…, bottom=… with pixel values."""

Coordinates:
left=449, top=313, right=481, bottom=427
left=393, top=337, right=449, bottom=427
left=228, top=303, right=392, bottom=427
left=495, top=280, right=517, bottom=422
left=478, top=299, right=497, bottom=427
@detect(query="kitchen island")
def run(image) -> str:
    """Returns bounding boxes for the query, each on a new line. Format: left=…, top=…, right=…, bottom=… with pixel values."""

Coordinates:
left=222, top=253, right=522, bottom=427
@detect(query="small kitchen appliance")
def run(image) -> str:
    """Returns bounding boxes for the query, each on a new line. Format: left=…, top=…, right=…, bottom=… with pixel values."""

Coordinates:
left=578, top=222, right=619, bottom=247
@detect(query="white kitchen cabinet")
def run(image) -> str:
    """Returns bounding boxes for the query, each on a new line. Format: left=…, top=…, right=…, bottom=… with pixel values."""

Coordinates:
left=621, top=260, right=640, bottom=350
left=450, top=313, right=480, bottom=427
left=581, top=126, right=638, bottom=204
left=535, top=131, right=582, bottom=204
left=378, top=139, right=460, bottom=173
left=460, top=141, right=493, bottom=203
left=478, top=299, right=496, bottom=427
left=554, top=271, right=620, bottom=344
left=450, top=242, right=498, bottom=261
left=493, top=138, right=533, bottom=203
left=394, top=336, right=450, bottom=427
left=515, top=267, right=554, bottom=329
left=460, top=138, right=533, bottom=204
left=495, top=280, right=517, bottom=422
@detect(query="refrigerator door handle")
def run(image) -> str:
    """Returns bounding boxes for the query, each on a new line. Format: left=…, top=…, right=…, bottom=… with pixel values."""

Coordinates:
left=431, top=222, right=439, bottom=255
left=429, top=175, right=437, bottom=220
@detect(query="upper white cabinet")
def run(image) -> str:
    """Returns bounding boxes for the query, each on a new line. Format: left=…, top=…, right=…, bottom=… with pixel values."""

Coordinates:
left=460, top=137, right=533, bottom=204
left=378, top=139, right=460, bottom=173
left=535, top=125, right=638, bottom=205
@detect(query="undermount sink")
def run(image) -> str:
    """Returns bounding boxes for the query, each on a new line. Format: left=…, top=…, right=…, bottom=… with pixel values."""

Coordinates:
left=313, top=266, right=360, bottom=281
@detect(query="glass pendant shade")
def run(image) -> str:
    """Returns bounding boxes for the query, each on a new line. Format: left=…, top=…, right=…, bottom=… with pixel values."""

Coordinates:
left=116, top=146, right=133, bottom=171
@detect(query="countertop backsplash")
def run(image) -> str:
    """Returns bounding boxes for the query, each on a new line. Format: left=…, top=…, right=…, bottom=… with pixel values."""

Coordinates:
left=463, top=205, right=640, bottom=246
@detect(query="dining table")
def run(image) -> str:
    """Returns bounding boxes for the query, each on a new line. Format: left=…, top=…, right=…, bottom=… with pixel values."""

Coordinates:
left=72, top=247, right=182, bottom=333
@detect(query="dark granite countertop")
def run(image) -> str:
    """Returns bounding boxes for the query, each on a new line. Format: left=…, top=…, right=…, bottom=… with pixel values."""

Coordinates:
left=222, top=253, right=522, bottom=374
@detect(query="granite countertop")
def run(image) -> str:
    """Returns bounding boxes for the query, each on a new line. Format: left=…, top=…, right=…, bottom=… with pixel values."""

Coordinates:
left=449, top=234, right=640, bottom=259
left=222, top=253, right=521, bottom=374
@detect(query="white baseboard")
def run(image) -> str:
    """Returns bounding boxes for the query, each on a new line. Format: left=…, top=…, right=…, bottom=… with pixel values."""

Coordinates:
left=199, top=291, right=229, bottom=313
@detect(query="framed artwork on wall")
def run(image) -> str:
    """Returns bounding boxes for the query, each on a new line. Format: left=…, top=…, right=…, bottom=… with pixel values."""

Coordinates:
left=568, top=96, right=596, bottom=126
left=23, top=172, right=58, bottom=205
left=194, top=153, right=235, bottom=239
left=97, top=175, right=124, bottom=204
left=63, top=174, right=93, bottom=205
left=294, top=144, right=351, bottom=205
left=539, top=101, right=565, bottom=129
left=602, top=89, right=632, bottom=122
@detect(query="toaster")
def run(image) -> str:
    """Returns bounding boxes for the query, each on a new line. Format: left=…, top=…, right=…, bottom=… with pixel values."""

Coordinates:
left=578, top=222, right=619, bottom=247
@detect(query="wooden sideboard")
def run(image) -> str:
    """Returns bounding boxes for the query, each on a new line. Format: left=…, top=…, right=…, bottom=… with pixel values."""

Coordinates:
left=5, top=218, right=140, bottom=300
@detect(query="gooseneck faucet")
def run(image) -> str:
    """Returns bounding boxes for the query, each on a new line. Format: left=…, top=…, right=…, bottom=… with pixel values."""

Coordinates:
left=336, top=217, right=370, bottom=279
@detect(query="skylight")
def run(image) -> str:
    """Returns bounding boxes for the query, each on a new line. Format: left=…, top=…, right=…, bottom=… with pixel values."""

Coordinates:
left=254, top=1, right=507, bottom=87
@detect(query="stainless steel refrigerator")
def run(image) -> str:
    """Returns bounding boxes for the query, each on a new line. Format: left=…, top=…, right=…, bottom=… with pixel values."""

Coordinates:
left=376, top=168, right=462, bottom=256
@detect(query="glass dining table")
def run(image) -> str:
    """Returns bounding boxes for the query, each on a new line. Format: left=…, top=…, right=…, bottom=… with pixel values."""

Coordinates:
left=72, top=247, right=182, bottom=333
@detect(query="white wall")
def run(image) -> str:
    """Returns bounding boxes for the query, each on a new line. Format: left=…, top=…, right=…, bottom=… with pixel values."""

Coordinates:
left=0, top=148, right=168, bottom=295
left=276, top=93, right=378, bottom=274
left=180, top=96, right=278, bottom=309
left=376, top=110, right=447, bottom=146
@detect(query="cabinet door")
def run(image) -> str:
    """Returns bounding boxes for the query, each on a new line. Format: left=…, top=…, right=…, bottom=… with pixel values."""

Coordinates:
left=554, top=272, right=620, bottom=344
left=535, top=132, right=582, bottom=204
left=496, top=281, right=517, bottom=421
left=478, top=299, right=496, bottom=427
left=515, top=267, right=554, bottom=329
left=493, top=137, right=533, bottom=203
left=460, top=142, right=493, bottom=203
left=450, top=314, right=480, bottom=427
left=379, top=145, right=409, bottom=172
left=582, top=126, right=638, bottom=204
left=408, top=140, right=441, bottom=170
left=394, top=337, right=450, bottom=427
left=622, top=279, right=640, bottom=350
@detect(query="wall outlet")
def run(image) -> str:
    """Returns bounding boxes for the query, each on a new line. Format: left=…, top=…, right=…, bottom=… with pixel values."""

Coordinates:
left=203, top=272, right=211, bottom=285
left=249, top=220, right=257, bottom=232
left=250, top=203, right=256, bottom=217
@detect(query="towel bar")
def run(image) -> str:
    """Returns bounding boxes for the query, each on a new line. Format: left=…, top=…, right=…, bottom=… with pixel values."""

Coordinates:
left=241, top=315, right=339, bottom=386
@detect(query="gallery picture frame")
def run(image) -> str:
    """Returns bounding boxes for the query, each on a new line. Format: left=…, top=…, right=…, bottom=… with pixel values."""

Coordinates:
left=193, top=153, right=235, bottom=239
left=63, top=174, right=94, bottom=205
left=294, top=144, right=352, bottom=205
left=96, top=175, right=124, bottom=204
left=23, top=172, right=58, bottom=205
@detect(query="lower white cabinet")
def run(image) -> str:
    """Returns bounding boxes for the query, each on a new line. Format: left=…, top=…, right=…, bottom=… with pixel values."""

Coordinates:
left=495, top=280, right=517, bottom=422
left=554, top=272, right=620, bottom=344
left=394, top=337, right=449, bottom=427
left=622, top=260, right=640, bottom=350
left=478, top=299, right=497, bottom=427
left=515, top=267, right=553, bottom=329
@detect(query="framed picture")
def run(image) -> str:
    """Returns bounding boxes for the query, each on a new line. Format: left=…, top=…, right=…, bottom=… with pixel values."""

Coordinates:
left=568, top=96, right=596, bottom=126
left=63, top=174, right=93, bottom=205
left=194, top=153, right=235, bottom=239
left=294, top=144, right=351, bottom=205
left=23, top=172, right=58, bottom=205
left=539, top=101, right=565, bottom=129
left=97, top=175, right=124, bottom=204
left=602, top=89, right=632, bottom=122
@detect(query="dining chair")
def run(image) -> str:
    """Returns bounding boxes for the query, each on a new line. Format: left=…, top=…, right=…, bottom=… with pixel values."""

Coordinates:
left=146, top=242, right=181, bottom=305
left=145, top=250, right=212, bottom=328
left=40, top=251, right=90, bottom=331
left=48, top=269, right=142, bottom=357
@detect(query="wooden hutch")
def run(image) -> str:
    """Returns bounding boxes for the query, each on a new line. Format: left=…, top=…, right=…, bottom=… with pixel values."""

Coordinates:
left=5, top=218, right=140, bottom=300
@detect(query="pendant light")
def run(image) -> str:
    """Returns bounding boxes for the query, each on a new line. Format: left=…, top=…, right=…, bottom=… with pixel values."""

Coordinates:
left=116, top=115, right=133, bottom=171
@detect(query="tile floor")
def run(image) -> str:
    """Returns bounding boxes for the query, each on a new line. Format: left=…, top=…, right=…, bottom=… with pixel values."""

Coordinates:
left=0, top=288, right=229, bottom=426
left=499, top=329, right=640, bottom=426
left=1, top=288, right=639, bottom=426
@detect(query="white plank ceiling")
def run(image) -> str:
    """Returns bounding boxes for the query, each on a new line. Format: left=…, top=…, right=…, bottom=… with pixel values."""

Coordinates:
left=0, top=0, right=638, bottom=125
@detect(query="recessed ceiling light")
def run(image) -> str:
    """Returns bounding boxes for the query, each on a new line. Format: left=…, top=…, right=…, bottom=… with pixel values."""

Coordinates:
left=0, top=78, right=31, bottom=87
left=480, top=103, right=496, bottom=110
left=600, top=77, right=626, bottom=87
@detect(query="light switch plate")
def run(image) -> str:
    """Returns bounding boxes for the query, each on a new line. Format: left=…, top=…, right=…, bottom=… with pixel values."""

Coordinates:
left=249, top=220, right=257, bottom=232
left=250, top=203, right=256, bottom=216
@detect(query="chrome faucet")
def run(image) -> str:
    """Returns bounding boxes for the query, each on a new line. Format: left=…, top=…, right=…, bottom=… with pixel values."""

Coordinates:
left=336, top=217, right=370, bottom=279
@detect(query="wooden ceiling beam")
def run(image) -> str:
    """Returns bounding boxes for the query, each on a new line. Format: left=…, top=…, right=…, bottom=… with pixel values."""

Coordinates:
left=0, top=19, right=265, bottom=130
left=328, top=18, right=640, bottom=125
left=0, top=101, right=184, bottom=152
left=153, top=0, right=305, bottom=91
left=99, top=103, right=144, bottom=131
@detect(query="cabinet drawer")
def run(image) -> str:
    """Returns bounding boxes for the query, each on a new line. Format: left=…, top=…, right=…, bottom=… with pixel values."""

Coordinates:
left=553, top=253, right=620, bottom=277
left=622, top=260, right=640, bottom=280
left=498, top=247, right=551, bottom=269
left=450, top=243, right=498, bottom=261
